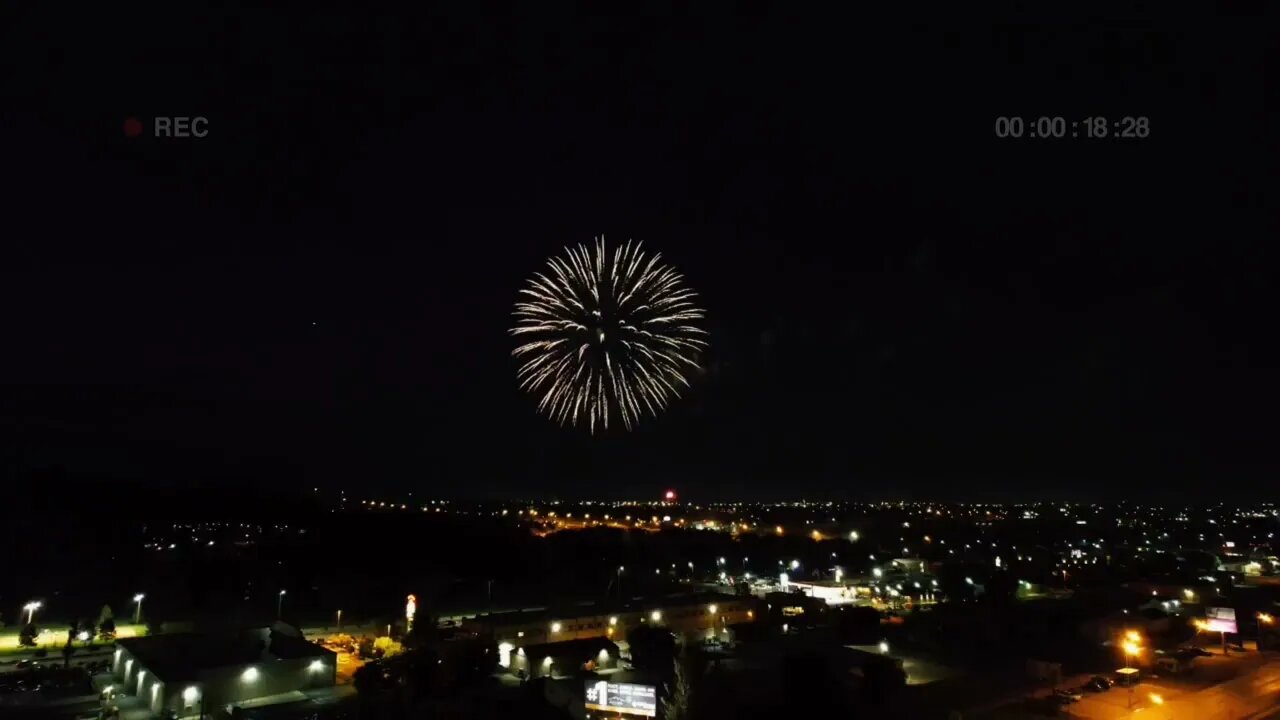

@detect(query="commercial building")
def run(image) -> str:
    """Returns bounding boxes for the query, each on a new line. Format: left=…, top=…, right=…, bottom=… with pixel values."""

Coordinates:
left=110, top=623, right=335, bottom=718
left=464, top=592, right=756, bottom=650
left=504, top=637, right=621, bottom=679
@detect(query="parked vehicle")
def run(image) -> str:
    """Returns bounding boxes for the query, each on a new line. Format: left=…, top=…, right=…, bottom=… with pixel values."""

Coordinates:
left=1086, top=675, right=1112, bottom=691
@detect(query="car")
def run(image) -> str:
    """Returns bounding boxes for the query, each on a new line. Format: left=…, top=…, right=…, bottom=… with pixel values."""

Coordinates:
left=1054, top=689, right=1082, bottom=702
left=1086, top=675, right=1113, bottom=691
left=15, top=660, right=39, bottom=670
left=1188, top=647, right=1213, bottom=657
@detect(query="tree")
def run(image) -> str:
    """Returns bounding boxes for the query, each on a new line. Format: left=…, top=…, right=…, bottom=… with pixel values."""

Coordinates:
left=625, top=626, right=676, bottom=672
left=98, top=617, right=117, bottom=641
left=373, top=636, right=403, bottom=658
left=19, top=623, right=38, bottom=647
left=661, top=647, right=694, bottom=720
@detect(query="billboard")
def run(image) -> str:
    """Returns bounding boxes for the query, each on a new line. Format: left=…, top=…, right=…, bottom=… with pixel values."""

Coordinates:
left=585, top=680, right=658, bottom=717
left=1205, top=607, right=1237, bottom=633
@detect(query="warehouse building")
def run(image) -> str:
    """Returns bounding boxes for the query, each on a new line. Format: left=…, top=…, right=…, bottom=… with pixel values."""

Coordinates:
left=464, top=592, right=756, bottom=650
left=110, top=623, right=335, bottom=718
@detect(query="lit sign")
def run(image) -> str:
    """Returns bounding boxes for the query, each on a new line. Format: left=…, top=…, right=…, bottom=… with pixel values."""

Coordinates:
left=585, top=680, right=657, bottom=717
left=1204, top=607, right=1237, bottom=634
left=406, top=594, right=417, bottom=623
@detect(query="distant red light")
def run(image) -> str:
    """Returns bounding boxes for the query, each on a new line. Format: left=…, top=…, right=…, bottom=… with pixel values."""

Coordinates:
left=664, top=490, right=676, bottom=501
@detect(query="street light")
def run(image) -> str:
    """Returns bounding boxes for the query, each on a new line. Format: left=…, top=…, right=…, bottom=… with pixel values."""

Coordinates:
left=133, top=594, right=145, bottom=624
left=1122, top=640, right=1141, bottom=707
left=277, top=590, right=286, bottom=619
left=336, top=609, right=342, bottom=630
left=23, top=601, right=42, bottom=625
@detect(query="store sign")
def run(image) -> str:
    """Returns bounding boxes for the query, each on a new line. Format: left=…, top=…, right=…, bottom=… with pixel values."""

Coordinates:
left=585, top=680, right=657, bottom=717
left=1205, top=607, right=1237, bottom=633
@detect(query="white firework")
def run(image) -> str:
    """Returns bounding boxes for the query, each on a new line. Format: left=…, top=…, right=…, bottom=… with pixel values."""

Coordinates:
left=511, top=236, right=708, bottom=431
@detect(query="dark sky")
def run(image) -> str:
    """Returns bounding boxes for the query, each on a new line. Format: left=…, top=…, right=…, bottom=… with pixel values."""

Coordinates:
left=1, top=6, right=1275, bottom=500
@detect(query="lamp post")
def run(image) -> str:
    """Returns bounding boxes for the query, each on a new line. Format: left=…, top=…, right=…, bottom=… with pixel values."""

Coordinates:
left=336, top=609, right=342, bottom=631
left=1122, top=639, right=1141, bottom=707
left=277, top=590, right=286, bottom=619
left=23, top=601, right=41, bottom=625
left=133, top=594, right=145, bottom=624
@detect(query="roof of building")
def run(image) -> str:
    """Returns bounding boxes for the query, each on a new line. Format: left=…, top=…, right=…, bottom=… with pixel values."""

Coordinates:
left=117, top=626, right=331, bottom=682
left=518, top=637, right=619, bottom=658
left=472, top=592, right=744, bottom=629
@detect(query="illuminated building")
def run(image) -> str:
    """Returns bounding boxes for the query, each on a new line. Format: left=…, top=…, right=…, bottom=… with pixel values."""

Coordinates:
left=464, top=593, right=756, bottom=649
left=110, top=623, right=334, bottom=716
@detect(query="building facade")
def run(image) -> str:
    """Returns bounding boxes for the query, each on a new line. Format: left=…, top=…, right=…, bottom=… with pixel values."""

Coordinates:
left=111, top=625, right=335, bottom=718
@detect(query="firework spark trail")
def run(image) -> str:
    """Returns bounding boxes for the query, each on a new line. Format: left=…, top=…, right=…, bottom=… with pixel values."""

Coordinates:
left=511, top=236, right=707, bottom=432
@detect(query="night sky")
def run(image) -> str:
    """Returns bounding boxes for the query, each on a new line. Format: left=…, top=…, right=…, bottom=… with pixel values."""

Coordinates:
left=2, top=6, right=1274, bottom=500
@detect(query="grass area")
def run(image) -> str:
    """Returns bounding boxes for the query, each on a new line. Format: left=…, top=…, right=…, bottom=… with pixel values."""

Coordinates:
left=0, top=624, right=146, bottom=656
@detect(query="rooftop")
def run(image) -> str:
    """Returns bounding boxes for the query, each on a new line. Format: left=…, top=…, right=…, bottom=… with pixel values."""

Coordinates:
left=471, top=592, right=744, bottom=628
left=118, top=625, right=331, bottom=683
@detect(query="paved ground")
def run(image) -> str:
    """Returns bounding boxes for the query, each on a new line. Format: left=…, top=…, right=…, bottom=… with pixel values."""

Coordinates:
left=847, top=644, right=959, bottom=685
left=1050, top=654, right=1280, bottom=719
left=970, top=647, right=1280, bottom=719
left=334, top=649, right=365, bottom=685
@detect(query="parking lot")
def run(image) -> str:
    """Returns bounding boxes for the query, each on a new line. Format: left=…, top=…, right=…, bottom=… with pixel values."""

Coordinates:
left=1047, top=652, right=1280, bottom=719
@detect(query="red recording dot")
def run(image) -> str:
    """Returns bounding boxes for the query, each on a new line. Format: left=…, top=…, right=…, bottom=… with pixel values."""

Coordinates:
left=123, top=117, right=143, bottom=137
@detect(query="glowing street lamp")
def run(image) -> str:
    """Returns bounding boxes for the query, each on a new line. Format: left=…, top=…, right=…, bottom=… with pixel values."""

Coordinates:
left=133, top=594, right=145, bottom=624
left=23, top=601, right=42, bottom=624
left=1122, top=640, right=1142, bottom=708
left=277, top=590, right=287, bottom=619
left=1122, top=640, right=1141, bottom=662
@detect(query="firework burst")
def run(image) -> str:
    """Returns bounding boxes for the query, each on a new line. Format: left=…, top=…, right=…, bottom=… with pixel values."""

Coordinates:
left=511, top=237, right=708, bottom=432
